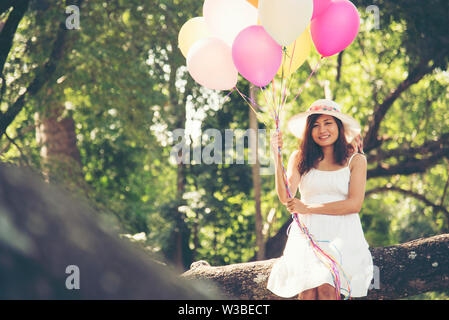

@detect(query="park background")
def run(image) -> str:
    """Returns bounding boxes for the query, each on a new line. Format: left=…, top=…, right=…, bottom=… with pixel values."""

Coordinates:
left=0, top=0, right=448, bottom=299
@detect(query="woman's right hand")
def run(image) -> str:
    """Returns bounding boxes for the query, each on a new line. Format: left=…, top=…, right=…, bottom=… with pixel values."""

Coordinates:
left=271, top=131, right=283, bottom=154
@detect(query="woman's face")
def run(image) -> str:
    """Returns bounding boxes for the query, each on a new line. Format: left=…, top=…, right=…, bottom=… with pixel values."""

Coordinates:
left=311, top=114, right=339, bottom=147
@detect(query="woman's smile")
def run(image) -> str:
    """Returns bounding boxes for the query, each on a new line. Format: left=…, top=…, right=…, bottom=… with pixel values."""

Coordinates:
left=319, top=134, right=331, bottom=140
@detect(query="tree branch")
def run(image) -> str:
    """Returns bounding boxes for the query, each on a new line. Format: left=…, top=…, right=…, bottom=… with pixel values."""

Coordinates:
left=0, top=21, right=67, bottom=138
left=366, top=186, right=449, bottom=227
left=0, top=0, right=30, bottom=78
left=3, top=131, right=31, bottom=167
left=335, top=50, right=343, bottom=83
left=372, top=132, right=449, bottom=160
left=182, top=234, right=449, bottom=300
left=0, top=1, right=15, bottom=16
left=0, top=122, right=37, bottom=154
left=0, top=0, right=85, bottom=139
left=441, top=162, right=449, bottom=207
left=366, top=132, right=449, bottom=178
left=363, top=58, right=438, bottom=152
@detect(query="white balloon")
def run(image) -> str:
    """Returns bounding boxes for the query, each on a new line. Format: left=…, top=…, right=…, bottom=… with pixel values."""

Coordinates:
left=203, top=0, right=258, bottom=47
left=259, top=0, right=314, bottom=46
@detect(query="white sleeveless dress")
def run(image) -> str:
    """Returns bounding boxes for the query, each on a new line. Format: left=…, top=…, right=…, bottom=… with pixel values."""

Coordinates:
left=267, top=153, right=374, bottom=298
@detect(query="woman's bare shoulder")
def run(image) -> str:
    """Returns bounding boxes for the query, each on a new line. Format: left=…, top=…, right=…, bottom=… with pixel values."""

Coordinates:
left=289, top=149, right=301, bottom=163
left=290, top=149, right=301, bottom=157
left=349, top=153, right=367, bottom=170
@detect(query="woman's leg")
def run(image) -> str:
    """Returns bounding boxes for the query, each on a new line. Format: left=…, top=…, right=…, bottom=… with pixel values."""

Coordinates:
left=317, top=283, right=338, bottom=300
left=298, top=288, right=317, bottom=300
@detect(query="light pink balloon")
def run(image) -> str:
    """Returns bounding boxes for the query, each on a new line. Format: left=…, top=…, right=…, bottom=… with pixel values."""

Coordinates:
left=187, top=37, right=238, bottom=91
left=232, top=25, right=282, bottom=87
left=312, top=0, right=332, bottom=19
left=311, top=0, right=360, bottom=57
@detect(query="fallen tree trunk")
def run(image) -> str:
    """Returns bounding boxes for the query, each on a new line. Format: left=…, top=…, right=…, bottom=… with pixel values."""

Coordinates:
left=182, top=234, right=449, bottom=300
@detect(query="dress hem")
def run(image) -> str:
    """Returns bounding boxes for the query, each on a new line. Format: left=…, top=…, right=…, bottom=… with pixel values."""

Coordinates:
left=267, top=281, right=369, bottom=299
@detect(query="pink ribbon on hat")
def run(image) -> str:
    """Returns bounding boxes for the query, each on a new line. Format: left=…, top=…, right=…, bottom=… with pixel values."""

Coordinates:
left=309, top=105, right=340, bottom=112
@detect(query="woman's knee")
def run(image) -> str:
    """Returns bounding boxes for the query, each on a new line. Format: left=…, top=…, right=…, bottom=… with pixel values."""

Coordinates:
left=317, top=284, right=338, bottom=300
left=298, top=288, right=317, bottom=300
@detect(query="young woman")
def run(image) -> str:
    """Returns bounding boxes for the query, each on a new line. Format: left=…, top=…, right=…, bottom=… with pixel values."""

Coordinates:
left=267, top=99, right=373, bottom=300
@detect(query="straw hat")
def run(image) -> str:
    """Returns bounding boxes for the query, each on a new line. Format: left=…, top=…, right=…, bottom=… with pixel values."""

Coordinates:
left=287, top=99, right=361, bottom=143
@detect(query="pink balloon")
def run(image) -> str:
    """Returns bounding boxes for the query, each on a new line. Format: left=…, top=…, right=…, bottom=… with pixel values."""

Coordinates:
left=311, top=0, right=360, bottom=57
left=232, top=25, right=282, bottom=87
left=187, top=37, right=238, bottom=91
left=312, top=0, right=332, bottom=20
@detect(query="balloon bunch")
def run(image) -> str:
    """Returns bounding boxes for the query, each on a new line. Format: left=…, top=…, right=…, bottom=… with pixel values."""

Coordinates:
left=179, top=0, right=360, bottom=96
left=178, top=0, right=361, bottom=300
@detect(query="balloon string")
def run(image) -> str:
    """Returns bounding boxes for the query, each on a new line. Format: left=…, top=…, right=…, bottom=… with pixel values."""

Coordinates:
left=264, top=82, right=278, bottom=118
left=234, top=86, right=269, bottom=126
left=286, top=41, right=296, bottom=80
left=278, top=47, right=286, bottom=114
left=290, top=56, right=327, bottom=105
left=271, top=78, right=277, bottom=109
left=279, top=40, right=296, bottom=112
left=281, top=40, right=298, bottom=112
left=222, top=87, right=235, bottom=104
left=259, top=86, right=277, bottom=122
left=234, top=86, right=266, bottom=112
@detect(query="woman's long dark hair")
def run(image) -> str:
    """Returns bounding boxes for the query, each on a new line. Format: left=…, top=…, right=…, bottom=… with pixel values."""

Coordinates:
left=295, top=114, right=355, bottom=177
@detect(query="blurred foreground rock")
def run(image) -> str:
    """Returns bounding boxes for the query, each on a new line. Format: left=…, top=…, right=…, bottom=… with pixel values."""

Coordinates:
left=0, top=163, right=221, bottom=299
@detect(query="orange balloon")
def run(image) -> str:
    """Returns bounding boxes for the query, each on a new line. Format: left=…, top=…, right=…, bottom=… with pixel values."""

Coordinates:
left=247, top=0, right=258, bottom=8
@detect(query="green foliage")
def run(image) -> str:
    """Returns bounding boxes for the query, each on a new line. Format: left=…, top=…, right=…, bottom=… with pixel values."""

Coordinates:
left=405, top=290, right=449, bottom=300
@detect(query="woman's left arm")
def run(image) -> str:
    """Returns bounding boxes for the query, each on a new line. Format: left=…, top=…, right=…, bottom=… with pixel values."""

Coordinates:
left=286, top=154, right=367, bottom=215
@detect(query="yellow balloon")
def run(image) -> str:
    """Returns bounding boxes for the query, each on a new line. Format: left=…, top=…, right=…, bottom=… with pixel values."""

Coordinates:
left=247, top=0, right=259, bottom=8
left=277, top=26, right=312, bottom=78
left=178, top=17, right=211, bottom=58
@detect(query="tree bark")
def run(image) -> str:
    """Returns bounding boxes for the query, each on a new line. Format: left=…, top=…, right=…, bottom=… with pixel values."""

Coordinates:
left=264, top=219, right=289, bottom=259
left=35, top=100, right=82, bottom=183
left=335, top=50, right=344, bottom=83
left=249, top=84, right=264, bottom=260
left=165, top=38, right=192, bottom=272
left=182, top=234, right=449, bottom=300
